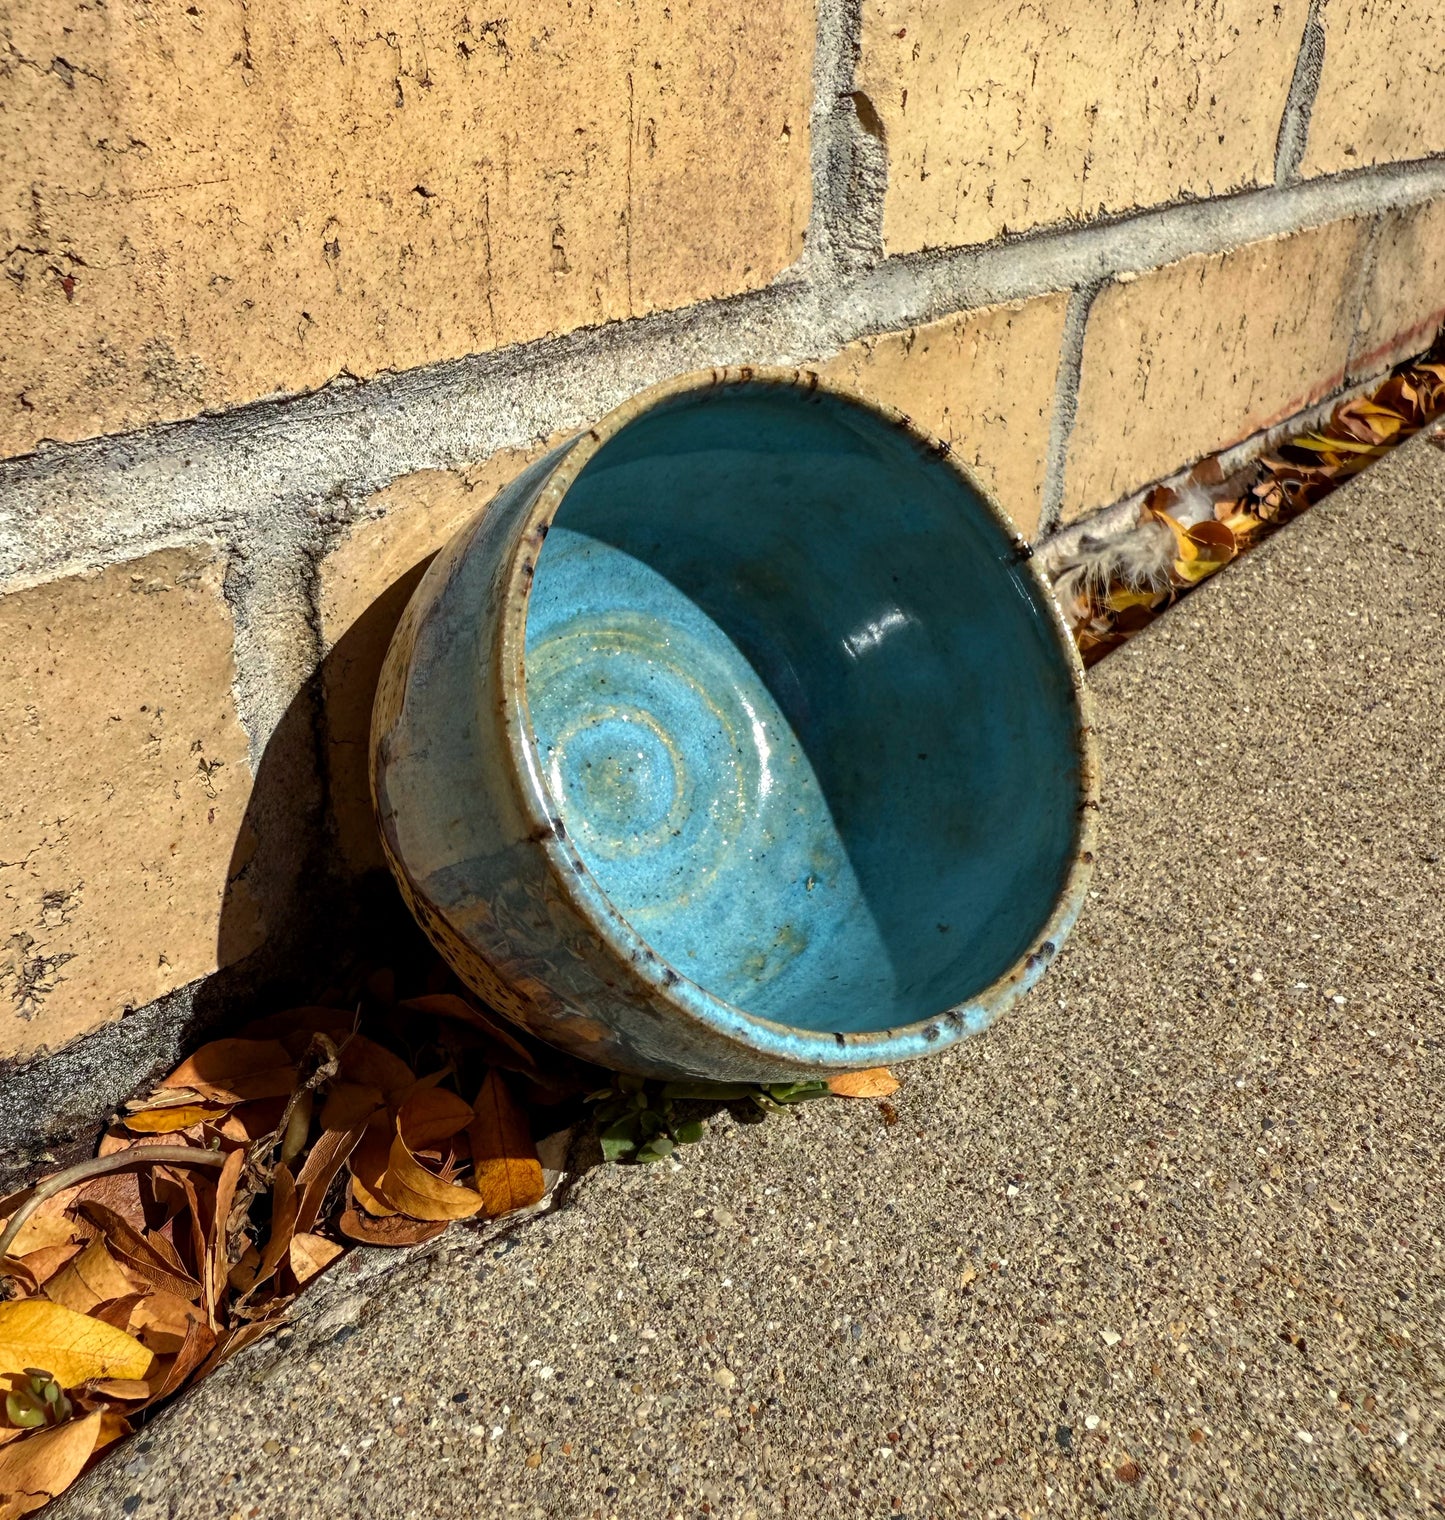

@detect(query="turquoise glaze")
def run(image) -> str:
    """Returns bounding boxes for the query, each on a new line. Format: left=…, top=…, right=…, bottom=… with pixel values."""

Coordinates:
left=372, top=369, right=1097, bottom=1081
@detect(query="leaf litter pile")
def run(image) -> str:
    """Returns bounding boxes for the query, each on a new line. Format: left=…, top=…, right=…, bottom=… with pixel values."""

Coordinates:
left=0, top=962, right=897, bottom=1514
left=1052, top=339, right=1445, bottom=664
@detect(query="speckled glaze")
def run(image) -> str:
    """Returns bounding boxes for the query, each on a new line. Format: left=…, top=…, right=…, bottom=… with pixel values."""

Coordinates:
left=371, top=368, right=1098, bottom=1081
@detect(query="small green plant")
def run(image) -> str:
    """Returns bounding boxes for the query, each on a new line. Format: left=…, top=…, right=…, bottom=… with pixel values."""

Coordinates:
left=6, top=1368, right=72, bottom=1429
left=588, top=1074, right=828, bottom=1163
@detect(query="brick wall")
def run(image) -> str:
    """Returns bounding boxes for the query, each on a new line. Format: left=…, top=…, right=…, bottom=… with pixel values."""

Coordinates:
left=3, top=0, right=1444, bottom=1162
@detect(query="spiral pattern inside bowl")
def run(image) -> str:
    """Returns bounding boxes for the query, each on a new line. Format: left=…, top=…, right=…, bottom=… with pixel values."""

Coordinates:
left=525, top=526, right=894, bottom=1027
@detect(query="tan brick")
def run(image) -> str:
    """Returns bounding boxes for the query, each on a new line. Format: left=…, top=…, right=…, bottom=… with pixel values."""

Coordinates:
left=0, top=1, right=813, bottom=458
left=1349, top=199, right=1445, bottom=383
left=0, top=549, right=259, bottom=1060
left=857, top=0, right=1307, bottom=255
left=318, top=442, right=555, bottom=872
left=1302, top=1, right=1445, bottom=177
left=821, top=294, right=1070, bottom=536
left=1065, top=218, right=1370, bottom=520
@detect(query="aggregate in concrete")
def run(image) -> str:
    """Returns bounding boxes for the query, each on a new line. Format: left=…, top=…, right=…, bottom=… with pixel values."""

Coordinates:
left=58, top=432, right=1445, bottom=1517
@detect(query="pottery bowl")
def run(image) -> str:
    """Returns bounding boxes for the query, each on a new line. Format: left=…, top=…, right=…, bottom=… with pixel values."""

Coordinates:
left=372, top=368, right=1096, bottom=1081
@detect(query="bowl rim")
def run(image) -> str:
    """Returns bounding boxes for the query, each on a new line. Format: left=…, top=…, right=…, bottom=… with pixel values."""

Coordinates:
left=494, top=365, right=1099, bottom=1070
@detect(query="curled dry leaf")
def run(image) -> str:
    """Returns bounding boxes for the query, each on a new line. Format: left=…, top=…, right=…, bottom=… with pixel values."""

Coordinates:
left=827, top=1068, right=901, bottom=1099
left=0, top=1409, right=104, bottom=1515
left=160, top=1039, right=297, bottom=1105
left=468, top=1071, right=545, bottom=1219
left=288, top=1233, right=343, bottom=1287
left=382, top=1124, right=484, bottom=1222
left=0, top=1301, right=154, bottom=1387
left=207, top=1148, right=247, bottom=1323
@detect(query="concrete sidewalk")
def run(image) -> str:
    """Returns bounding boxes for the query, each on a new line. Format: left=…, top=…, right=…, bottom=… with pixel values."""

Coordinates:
left=63, top=432, right=1445, bottom=1519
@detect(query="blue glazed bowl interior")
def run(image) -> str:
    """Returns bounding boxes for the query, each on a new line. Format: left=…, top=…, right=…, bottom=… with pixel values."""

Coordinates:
left=523, top=384, right=1083, bottom=1038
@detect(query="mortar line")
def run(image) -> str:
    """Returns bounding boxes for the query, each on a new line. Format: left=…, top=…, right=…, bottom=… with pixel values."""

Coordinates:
left=1274, top=0, right=1327, bottom=186
left=5, top=156, right=1445, bottom=590
left=1038, top=282, right=1105, bottom=537
left=1342, top=211, right=1388, bottom=381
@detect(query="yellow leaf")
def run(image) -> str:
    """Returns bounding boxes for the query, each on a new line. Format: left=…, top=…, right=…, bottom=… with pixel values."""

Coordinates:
left=0, top=1301, right=154, bottom=1388
left=382, top=1124, right=485, bottom=1222
left=1104, top=584, right=1165, bottom=613
left=1291, top=432, right=1387, bottom=456
left=466, top=1072, right=545, bottom=1219
left=43, top=1239, right=137, bottom=1315
left=0, top=1411, right=103, bottom=1511
left=122, top=1104, right=227, bottom=1134
left=827, top=1068, right=901, bottom=1098
left=288, top=1233, right=344, bottom=1286
left=1148, top=509, right=1198, bottom=562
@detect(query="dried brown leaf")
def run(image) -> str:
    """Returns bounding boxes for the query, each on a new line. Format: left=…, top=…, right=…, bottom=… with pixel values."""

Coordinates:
left=0, top=1411, right=103, bottom=1512
left=381, top=1124, right=485, bottom=1222
left=83, top=1377, right=152, bottom=1402
left=216, top=1096, right=290, bottom=1144
left=397, top=1087, right=474, bottom=1149
left=346, top=1123, right=396, bottom=1218
left=467, top=1072, right=544, bottom=1219
left=10, top=1243, right=83, bottom=1291
left=143, top=1314, right=216, bottom=1405
left=288, top=1233, right=343, bottom=1287
left=207, top=1148, right=247, bottom=1325
left=160, top=1039, right=297, bottom=1104
left=74, top=1203, right=200, bottom=1301
left=293, top=1126, right=363, bottom=1236
left=827, top=1068, right=901, bottom=1098
left=319, top=1083, right=384, bottom=1133
left=42, top=1239, right=137, bottom=1314
left=337, top=1207, right=447, bottom=1248
left=112, top=1293, right=204, bottom=1357
left=336, top=1036, right=415, bottom=1101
